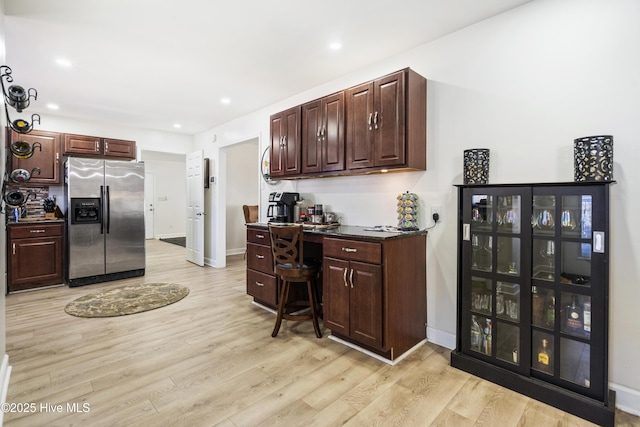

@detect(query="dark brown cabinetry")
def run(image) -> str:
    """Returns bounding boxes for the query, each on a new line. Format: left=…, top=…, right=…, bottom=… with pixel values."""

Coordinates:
left=346, top=68, right=426, bottom=172
left=323, top=233, right=427, bottom=361
left=9, top=129, right=62, bottom=185
left=302, top=91, right=345, bottom=174
left=269, top=68, right=426, bottom=179
left=63, top=134, right=136, bottom=160
left=246, top=226, right=278, bottom=308
left=451, top=182, right=615, bottom=426
left=8, top=222, right=64, bottom=292
left=270, top=106, right=301, bottom=177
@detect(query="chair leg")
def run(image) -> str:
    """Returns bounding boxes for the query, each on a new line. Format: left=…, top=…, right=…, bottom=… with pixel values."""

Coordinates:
left=307, top=279, right=322, bottom=338
left=272, top=280, right=290, bottom=337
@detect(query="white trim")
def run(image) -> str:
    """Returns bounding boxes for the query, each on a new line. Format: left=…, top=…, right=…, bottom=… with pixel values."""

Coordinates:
left=155, top=233, right=186, bottom=239
left=0, top=354, right=12, bottom=426
left=226, top=248, right=245, bottom=256
left=328, top=335, right=427, bottom=366
left=251, top=301, right=277, bottom=315
left=427, top=326, right=456, bottom=350
left=610, top=383, right=640, bottom=416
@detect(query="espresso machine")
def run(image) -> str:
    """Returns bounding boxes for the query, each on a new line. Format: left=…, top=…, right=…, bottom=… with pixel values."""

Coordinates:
left=267, top=192, right=299, bottom=223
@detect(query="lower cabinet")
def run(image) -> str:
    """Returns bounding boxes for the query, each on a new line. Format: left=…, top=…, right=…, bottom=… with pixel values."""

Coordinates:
left=245, top=227, right=278, bottom=308
left=8, top=222, right=64, bottom=292
left=323, top=233, right=426, bottom=361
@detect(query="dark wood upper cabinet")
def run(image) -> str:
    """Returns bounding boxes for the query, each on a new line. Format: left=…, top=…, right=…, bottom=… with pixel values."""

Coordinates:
left=270, top=106, right=301, bottom=177
left=271, top=68, right=426, bottom=179
left=64, top=134, right=136, bottom=160
left=302, top=91, right=345, bottom=174
left=347, top=68, right=425, bottom=171
left=9, top=129, right=62, bottom=185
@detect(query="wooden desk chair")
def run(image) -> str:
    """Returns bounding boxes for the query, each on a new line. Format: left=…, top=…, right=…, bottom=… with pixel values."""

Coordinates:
left=268, top=223, right=322, bottom=338
left=243, top=205, right=259, bottom=224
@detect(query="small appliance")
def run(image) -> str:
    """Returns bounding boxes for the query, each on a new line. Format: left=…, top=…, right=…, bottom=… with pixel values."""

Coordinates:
left=266, top=192, right=299, bottom=223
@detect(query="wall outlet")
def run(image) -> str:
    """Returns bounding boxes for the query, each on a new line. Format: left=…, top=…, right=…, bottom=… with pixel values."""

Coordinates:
left=431, top=206, right=443, bottom=222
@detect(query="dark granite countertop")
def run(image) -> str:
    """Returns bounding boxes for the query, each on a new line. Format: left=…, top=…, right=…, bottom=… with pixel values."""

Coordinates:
left=247, top=222, right=426, bottom=241
left=6, top=218, right=65, bottom=226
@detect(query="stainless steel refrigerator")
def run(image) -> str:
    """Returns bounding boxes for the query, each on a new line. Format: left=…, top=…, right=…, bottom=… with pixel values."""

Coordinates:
left=65, top=158, right=145, bottom=287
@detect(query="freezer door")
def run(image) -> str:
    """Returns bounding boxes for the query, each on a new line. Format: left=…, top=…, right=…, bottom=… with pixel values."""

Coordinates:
left=105, top=161, right=145, bottom=274
left=67, top=158, right=106, bottom=279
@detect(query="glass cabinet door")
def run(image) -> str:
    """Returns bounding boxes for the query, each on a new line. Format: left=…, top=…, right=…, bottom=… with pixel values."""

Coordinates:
left=530, top=187, right=606, bottom=401
left=463, top=188, right=530, bottom=373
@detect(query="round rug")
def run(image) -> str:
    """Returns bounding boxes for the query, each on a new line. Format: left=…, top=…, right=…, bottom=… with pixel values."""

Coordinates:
left=64, top=283, right=189, bottom=318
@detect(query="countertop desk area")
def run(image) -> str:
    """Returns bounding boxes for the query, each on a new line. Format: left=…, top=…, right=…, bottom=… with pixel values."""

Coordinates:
left=245, top=223, right=427, bottom=363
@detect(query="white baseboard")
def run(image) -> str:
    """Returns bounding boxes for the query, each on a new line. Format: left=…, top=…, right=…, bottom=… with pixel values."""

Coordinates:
left=427, top=326, right=456, bottom=350
left=226, top=248, right=245, bottom=256
left=610, top=383, right=640, bottom=416
left=0, top=354, right=12, bottom=426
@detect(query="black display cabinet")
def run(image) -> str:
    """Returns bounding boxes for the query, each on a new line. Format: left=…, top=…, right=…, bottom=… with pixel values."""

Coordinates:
left=451, top=182, right=615, bottom=427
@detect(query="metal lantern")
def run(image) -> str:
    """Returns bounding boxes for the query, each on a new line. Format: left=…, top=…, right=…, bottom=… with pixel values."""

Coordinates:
left=574, top=135, right=613, bottom=182
left=463, top=149, right=490, bottom=184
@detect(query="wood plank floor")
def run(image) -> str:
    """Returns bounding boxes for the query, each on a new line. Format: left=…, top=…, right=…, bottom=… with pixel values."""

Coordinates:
left=4, top=239, right=639, bottom=426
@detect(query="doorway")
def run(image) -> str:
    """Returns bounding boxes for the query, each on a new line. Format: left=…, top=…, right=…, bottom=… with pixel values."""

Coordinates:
left=222, top=138, right=260, bottom=256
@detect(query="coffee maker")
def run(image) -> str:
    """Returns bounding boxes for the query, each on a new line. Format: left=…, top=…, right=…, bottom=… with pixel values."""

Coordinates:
left=267, top=192, right=299, bottom=223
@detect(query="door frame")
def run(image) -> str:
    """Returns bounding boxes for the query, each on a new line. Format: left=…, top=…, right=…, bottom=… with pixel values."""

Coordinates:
left=212, top=133, right=262, bottom=268
left=144, top=171, right=155, bottom=239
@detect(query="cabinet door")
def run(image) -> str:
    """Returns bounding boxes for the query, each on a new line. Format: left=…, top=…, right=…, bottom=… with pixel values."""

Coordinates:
left=63, top=134, right=101, bottom=156
left=531, top=186, right=608, bottom=401
left=10, top=130, right=62, bottom=185
left=462, top=187, right=531, bottom=374
left=9, top=236, right=63, bottom=291
left=270, top=106, right=301, bottom=177
left=323, top=256, right=350, bottom=336
left=103, top=138, right=136, bottom=159
left=374, top=71, right=405, bottom=167
left=350, top=260, right=383, bottom=348
left=301, top=99, right=322, bottom=174
left=346, top=81, right=375, bottom=170
left=321, top=91, right=345, bottom=172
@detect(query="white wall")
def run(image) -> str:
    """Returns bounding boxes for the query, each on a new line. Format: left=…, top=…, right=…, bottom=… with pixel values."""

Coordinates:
left=224, top=139, right=259, bottom=255
left=195, top=0, right=640, bottom=414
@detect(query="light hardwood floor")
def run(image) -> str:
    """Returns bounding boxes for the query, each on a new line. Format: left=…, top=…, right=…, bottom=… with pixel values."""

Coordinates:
left=4, top=239, right=639, bottom=426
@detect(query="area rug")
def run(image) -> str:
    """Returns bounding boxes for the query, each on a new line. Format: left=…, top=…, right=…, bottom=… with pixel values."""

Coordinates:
left=159, top=237, right=186, bottom=247
left=64, top=283, right=189, bottom=318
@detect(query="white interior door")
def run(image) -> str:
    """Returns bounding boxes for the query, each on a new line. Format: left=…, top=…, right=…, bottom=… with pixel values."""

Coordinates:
left=186, top=150, right=205, bottom=266
left=144, top=172, right=155, bottom=239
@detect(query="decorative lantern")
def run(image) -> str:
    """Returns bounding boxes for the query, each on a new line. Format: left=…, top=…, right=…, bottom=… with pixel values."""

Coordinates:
left=397, top=192, right=419, bottom=231
left=463, top=149, right=490, bottom=184
left=574, top=135, right=613, bottom=182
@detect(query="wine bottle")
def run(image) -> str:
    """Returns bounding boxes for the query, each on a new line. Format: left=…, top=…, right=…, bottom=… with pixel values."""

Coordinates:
left=566, top=295, right=583, bottom=330
left=545, top=296, right=555, bottom=328
left=484, top=320, right=492, bottom=356
left=537, top=338, right=552, bottom=373
left=470, top=315, right=482, bottom=351
left=583, top=301, right=591, bottom=332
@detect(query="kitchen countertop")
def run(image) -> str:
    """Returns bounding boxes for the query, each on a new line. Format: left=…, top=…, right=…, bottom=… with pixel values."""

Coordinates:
left=6, top=218, right=65, bottom=226
left=247, top=222, right=426, bottom=241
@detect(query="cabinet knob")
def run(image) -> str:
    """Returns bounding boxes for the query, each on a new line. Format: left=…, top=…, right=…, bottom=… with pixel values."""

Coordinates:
left=256, top=254, right=265, bottom=259
left=368, top=113, right=373, bottom=130
left=12, top=243, right=16, bottom=255
left=255, top=282, right=264, bottom=287
left=343, top=268, right=348, bottom=287
left=30, top=229, right=46, bottom=233
left=349, top=268, right=354, bottom=288
left=373, top=111, right=379, bottom=129
left=341, top=247, right=357, bottom=253
left=256, top=234, right=265, bottom=239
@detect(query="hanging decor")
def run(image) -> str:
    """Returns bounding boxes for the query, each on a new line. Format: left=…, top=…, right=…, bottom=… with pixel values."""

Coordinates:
left=573, top=135, right=613, bottom=182
left=260, top=146, right=279, bottom=185
left=0, top=65, right=41, bottom=134
left=463, top=148, right=490, bottom=184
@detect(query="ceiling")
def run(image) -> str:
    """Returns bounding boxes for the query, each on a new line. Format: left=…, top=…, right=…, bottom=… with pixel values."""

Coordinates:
left=3, top=0, right=530, bottom=136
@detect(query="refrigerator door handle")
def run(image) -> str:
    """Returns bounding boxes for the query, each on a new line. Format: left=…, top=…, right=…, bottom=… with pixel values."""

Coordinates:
left=100, top=185, right=105, bottom=235
left=106, top=185, right=111, bottom=234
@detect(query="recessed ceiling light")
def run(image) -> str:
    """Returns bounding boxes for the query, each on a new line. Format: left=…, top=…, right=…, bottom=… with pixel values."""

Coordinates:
left=55, top=58, right=72, bottom=68
left=47, top=103, right=59, bottom=110
left=329, top=42, right=342, bottom=50
left=173, top=123, right=182, bottom=129
left=220, top=97, right=231, bottom=104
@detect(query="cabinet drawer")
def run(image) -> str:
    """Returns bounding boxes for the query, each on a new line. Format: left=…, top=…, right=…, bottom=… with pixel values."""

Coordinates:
left=9, top=223, right=63, bottom=239
left=247, top=227, right=270, bottom=244
left=247, top=243, right=273, bottom=274
left=323, top=237, right=382, bottom=264
left=246, top=269, right=278, bottom=307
